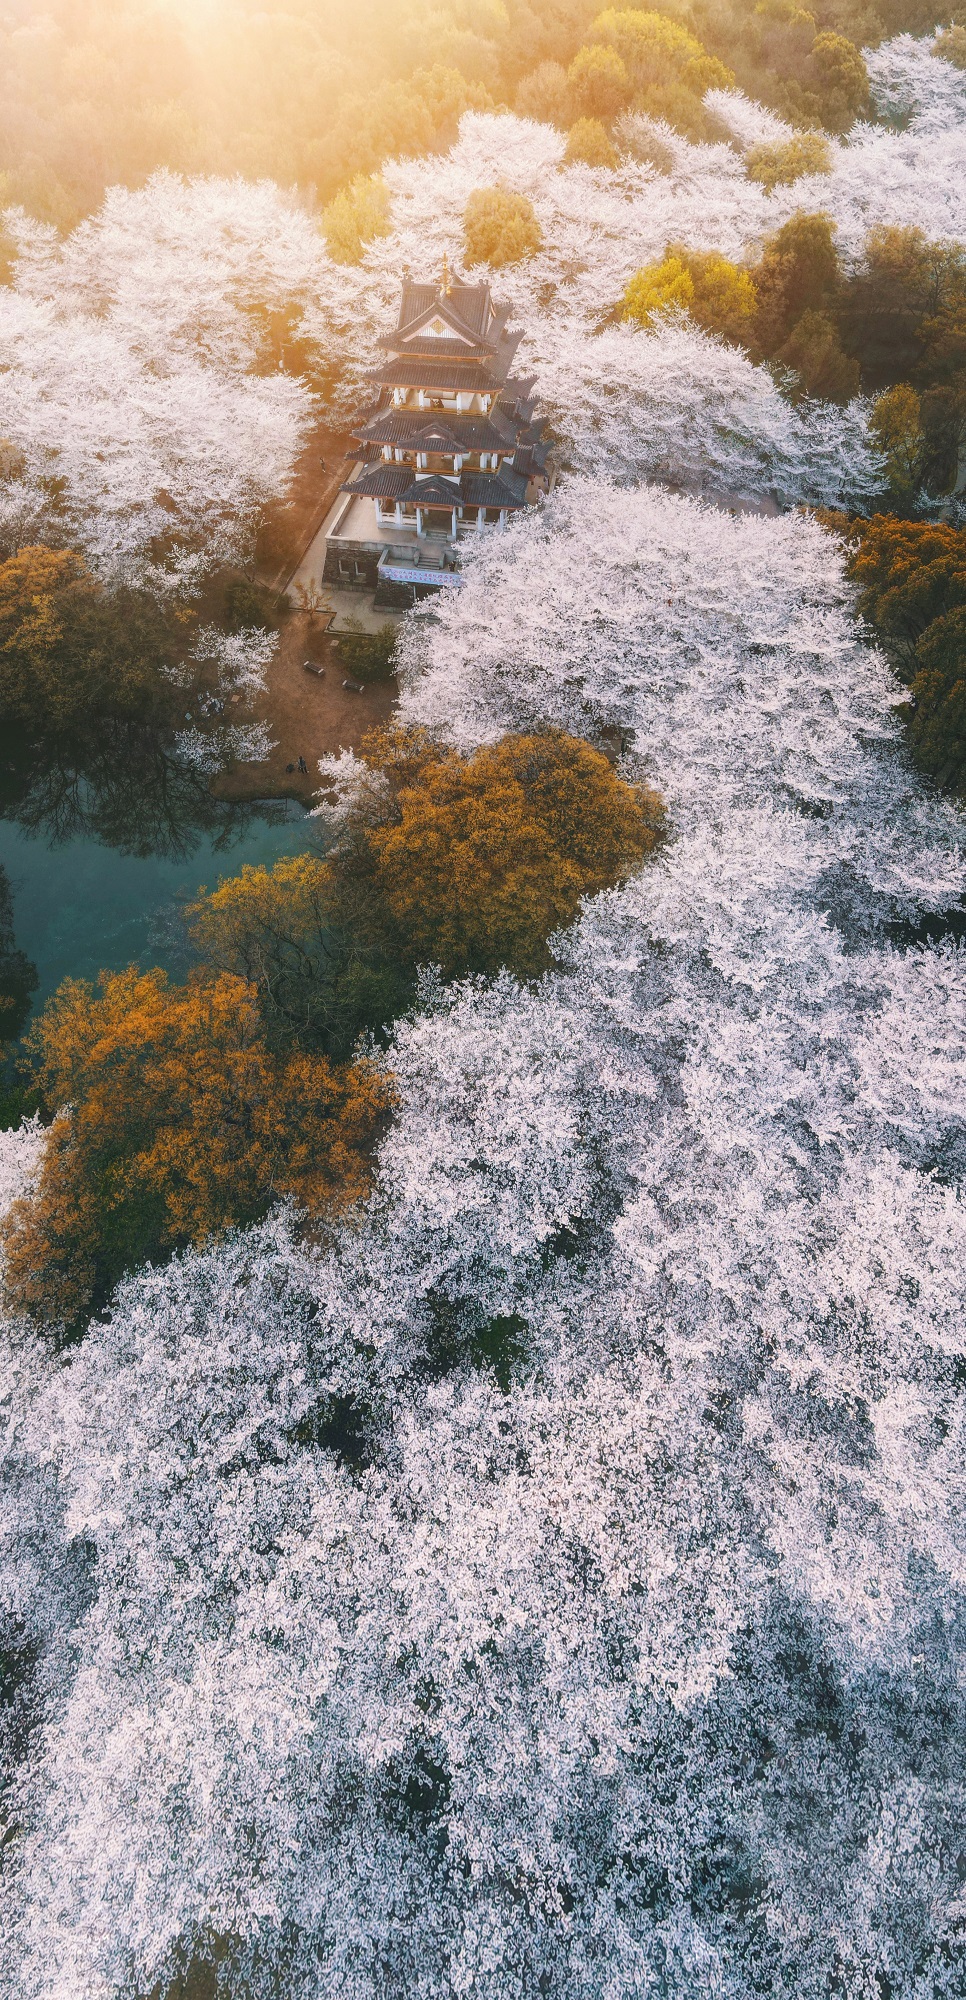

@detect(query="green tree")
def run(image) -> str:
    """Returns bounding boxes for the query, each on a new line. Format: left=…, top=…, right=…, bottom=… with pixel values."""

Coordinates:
left=0, top=545, right=177, bottom=733
left=464, top=185, right=543, bottom=267
left=838, top=226, right=966, bottom=391
left=908, top=616, right=966, bottom=794
left=187, top=853, right=411, bottom=1059
left=870, top=384, right=927, bottom=511
left=804, top=31, right=870, bottom=131
left=847, top=517, right=966, bottom=795
left=750, top=212, right=841, bottom=357
left=776, top=308, right=859, bottom=401
left=0, top=864, right=36, bottom=1062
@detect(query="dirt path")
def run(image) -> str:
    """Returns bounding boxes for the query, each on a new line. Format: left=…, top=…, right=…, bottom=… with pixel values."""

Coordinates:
left=213, top=612, right=397, bottom=806
left=259, top=418, right=355, bottom=596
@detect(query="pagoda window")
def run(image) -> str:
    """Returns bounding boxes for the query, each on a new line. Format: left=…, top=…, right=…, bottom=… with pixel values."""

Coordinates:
left=393, top=388, right=406, bottom=407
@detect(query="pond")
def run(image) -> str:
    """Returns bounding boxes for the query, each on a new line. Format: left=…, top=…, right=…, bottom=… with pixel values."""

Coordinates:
left=0, top=799, right=315, bottom=1016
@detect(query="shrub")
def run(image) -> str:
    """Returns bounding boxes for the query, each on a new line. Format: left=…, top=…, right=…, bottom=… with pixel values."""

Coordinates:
left=567, top=43, right=631, bottom=121
left=223, top=576, right=280, bottom=631
left=563, top=117, right=620, bottom=168
left=336, top=618, right=399, bottom=682
left=745, top=131, right=833, bottom=190
left=2, top=966, right=393, bottom=1329
left=464, top=185, right=542, bottom=267
left=320, top=174, right=391, bottom=265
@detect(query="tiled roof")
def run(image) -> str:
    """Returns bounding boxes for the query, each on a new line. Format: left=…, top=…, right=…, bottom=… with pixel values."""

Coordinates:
left=369, top=334, right=521, bottom=391
left=459, top=468, right=529, bottom=508
left=342, top=465, right=531, bottom=509
left=366, top=359, right=499, bottom=392
left=341, top=464, right=415, bottom=499
left=395, top=279, right=496, bottom=342
left=355, top=410, right=539, bottom=451
left=405, top=472, right=464, bottom=504
left=378, top=334, right=496, bottom=360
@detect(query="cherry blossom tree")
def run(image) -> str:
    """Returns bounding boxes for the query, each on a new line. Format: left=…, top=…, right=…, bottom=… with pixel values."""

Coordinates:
left=865, top=31, right=966, bottom=134
left=3, top=483, right=965, bottom=1999
left=0, top=179, right=320, bottom=583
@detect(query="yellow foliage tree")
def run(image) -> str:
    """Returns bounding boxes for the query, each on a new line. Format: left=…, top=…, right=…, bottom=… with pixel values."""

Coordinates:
left=623, top=247, right=757, bottom=344
left=622, top=253, right=695, bottom=326
left=321, top=174, right=391, bottom=265
left=563, top=117, right=620, bottom=168
left=589, top=9, right=733, bottom=98
left=464, top=184, right=543, bottom=267
left=2, top=966, right=393, bottom=1329
left=567, top=43, right=631, bottom=121
left=745, top=131, right=832, bottom=191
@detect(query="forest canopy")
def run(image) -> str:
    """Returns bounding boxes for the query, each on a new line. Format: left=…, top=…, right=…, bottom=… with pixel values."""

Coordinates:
left=0, top=0, right=943, bottom=227
left=3, top=9, right=966, bottom=1999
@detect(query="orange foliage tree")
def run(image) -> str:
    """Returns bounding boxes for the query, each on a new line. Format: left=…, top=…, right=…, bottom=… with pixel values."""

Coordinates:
left=361, top=725, right=665, bottom=979
left=2, top=966, right=393, bottom=1331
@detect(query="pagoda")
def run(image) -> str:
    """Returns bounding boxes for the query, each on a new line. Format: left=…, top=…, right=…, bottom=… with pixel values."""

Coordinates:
left=322, top=261, right=553, bottom=605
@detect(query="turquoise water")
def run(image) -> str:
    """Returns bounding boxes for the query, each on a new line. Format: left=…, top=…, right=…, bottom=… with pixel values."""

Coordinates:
left=0, top=802, right=315, bottom=1011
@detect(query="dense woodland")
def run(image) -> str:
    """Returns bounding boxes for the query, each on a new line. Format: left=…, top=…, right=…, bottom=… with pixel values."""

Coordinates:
left=2, top=3, right=966, bottom=1996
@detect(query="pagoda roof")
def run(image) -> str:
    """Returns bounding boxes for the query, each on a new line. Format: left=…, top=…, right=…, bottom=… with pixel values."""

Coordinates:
left=393, top=278, right=506, bottom=346
left=355, top=409, right=542, bottom=452
left=369, top=333, right=522, bottom=393
left=343, top=464, right=416, bottom=499
left=342, top=463, right=531, bottom=509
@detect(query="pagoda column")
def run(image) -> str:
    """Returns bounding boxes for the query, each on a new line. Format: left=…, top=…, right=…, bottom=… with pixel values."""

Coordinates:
left=451, top=507, right=458, bottom=537
left=416, top=506, right=425, bottom=536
